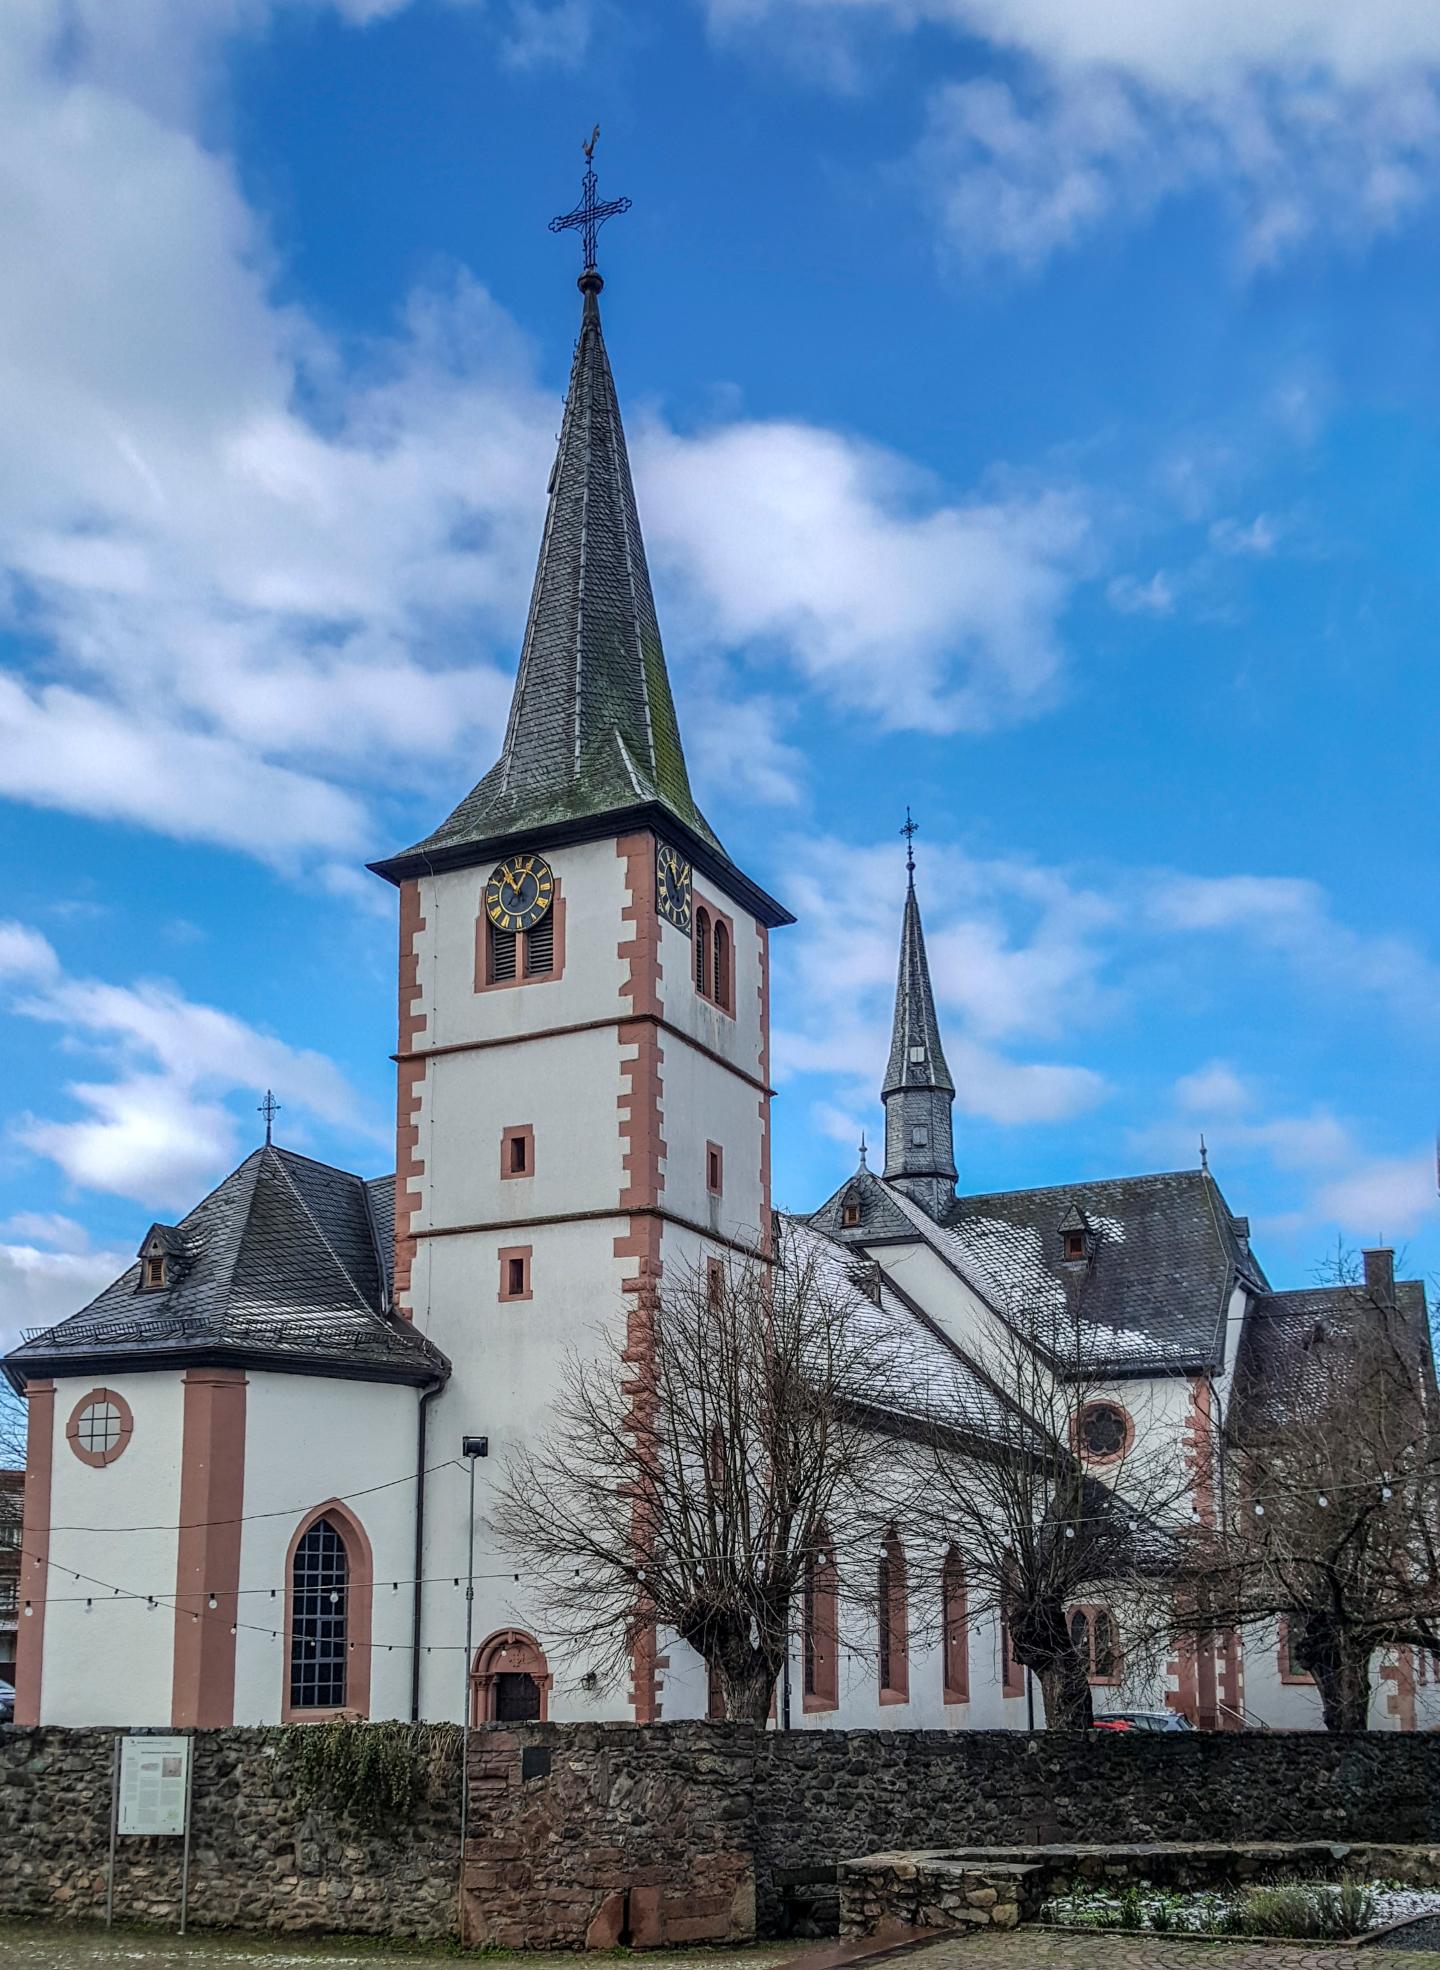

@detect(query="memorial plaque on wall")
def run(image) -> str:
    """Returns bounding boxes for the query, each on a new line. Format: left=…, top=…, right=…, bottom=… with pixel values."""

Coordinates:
left=118, top=1735, right=191, bottom=1837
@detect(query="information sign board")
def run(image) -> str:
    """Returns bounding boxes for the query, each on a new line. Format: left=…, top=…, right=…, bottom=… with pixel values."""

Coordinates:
left=117, top=1734, right=191, bottom=1837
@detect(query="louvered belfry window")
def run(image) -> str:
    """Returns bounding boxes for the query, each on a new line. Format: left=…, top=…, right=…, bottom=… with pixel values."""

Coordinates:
left=524, top=912, right=554, bottom=976
left=695, top=909, right=711, bottom=997
left=489, top=922, right=517, bottom=982
left=290, top=1518, right=349, bottom=1711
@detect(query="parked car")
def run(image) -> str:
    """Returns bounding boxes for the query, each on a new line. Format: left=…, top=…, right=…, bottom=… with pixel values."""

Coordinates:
left=0, top=1681, right=14, bottom=1724
left=1093, top=1709, right=1194, bottom=1732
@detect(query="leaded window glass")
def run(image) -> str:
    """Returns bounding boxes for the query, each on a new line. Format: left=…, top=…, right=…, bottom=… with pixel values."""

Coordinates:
left=290, top=1518, right=349, bottom=1711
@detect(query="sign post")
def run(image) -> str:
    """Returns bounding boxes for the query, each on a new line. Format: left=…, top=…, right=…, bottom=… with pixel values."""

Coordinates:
left=106, top=1734, right=194, bottom=1935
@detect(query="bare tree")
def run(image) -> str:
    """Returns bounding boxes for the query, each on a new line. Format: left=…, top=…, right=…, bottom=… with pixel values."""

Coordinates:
left=1187, top=1267, right=1440, bottom=1730
left=916, top=1319, right=1187, bottom=1730
left=489, top=1226, right=902, bottom=1720
left=0, top=1387, right=25, bottom=1470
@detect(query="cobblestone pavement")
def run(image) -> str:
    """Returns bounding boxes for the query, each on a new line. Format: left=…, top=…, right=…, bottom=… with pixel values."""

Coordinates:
left=0, top=1927, right=802, bottom=1970
left=900, top=1932, right=1440, bottom=1970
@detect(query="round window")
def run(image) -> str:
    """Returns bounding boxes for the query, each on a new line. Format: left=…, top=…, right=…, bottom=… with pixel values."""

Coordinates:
left=1077, top=1402, right=1128, bottom=1461
left=67, top=1388, right=133, bottom=1467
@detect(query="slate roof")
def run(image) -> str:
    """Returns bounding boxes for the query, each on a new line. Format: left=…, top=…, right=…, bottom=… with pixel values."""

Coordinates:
left=1228, top=1278, right=1431, bottom=1437
left=373, top=276, right=732, bottom=881
left=786, top=1216, right=1022, bottom=1447
left=811, top=1164, right=1266, bottom=1377
left=5, top=1148, right=447, bottom=1389
left=882, top=878, right=954, bottom=1099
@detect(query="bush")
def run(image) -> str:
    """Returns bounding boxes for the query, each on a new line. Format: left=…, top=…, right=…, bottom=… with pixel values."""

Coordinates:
left=277, top=1718, right=462, bottom=1834
left=1242, top=1883, right=1377, bottom=1940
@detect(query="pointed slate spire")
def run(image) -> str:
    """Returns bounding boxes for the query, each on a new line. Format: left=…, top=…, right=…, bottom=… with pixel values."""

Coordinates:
left=881, top=855, right=957, bottom=1217
left=379, top=269, right=721, bottom=872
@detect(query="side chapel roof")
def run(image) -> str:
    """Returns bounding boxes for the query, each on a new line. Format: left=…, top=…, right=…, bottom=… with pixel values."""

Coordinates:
left=6, top=1148, right=446, bottom=1390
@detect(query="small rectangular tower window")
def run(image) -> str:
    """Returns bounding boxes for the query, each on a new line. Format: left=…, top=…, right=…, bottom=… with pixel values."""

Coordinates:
left=706, top=1142, right=724, bottom=1196
left=501, top=1126, right=534, bottom=1180
left=706, top=1258, right=725, bottom=1309
left=910, top=1125, right=929, bottom=1147
left=498, top=1246, right=533, bottom=1303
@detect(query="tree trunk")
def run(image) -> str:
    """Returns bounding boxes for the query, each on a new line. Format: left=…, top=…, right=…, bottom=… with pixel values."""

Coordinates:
left=716, top=1653, right=779, bottom=1722
left=1037, top=1656, right=1095, bottom=1730
left=1012, top=1596, right=1094, bottom=1729
left=1297, top=1615, right=1373, bottom=1730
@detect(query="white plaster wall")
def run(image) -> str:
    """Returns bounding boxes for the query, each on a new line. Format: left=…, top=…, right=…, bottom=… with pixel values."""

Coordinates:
left=232, top=1373, right=419, bottom=1725
left=657, top=903, right=765, bottom=1084
left=412, top=1217, right=641, bottom=1724
left=660, top=1029, right=765, bottom=1246
left=421, top=1027, right=625, bottom=1231
left=42, top=1372, right=184, bottom=1726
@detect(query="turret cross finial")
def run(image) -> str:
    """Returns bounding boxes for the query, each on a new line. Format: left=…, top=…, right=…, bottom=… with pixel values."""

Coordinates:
left=549, top=125, right=632, bottom=275
left=259, top=1090, right=280, bottom=1146
left=901, top=806, right=918, bottom=879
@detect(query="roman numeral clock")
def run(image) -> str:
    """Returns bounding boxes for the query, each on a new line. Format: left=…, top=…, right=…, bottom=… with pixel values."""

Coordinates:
left=655, top=841, right=692, bottom=934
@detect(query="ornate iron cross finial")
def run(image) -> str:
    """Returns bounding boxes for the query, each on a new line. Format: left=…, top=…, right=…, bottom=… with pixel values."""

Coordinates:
left=549, top=124, right=632, bottom=276
left=259, top=1090, right=280, bottom=1146
left=901, top=807, right=918, bottom=879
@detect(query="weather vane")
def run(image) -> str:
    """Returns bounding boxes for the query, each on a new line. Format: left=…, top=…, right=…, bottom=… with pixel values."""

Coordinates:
left=549, top=124, right=632, bottom=276
left=901, top=806, right=918, bottom=878
left=259, top=1089, right=281, bottom=1146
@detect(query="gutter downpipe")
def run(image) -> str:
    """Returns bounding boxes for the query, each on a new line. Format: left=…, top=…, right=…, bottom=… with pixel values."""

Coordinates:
left=411, top=1378, right=443, bottom=1721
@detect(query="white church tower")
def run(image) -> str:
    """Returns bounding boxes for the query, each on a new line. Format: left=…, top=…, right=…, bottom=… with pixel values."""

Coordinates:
left=369, top=220, right=792, bottom=1721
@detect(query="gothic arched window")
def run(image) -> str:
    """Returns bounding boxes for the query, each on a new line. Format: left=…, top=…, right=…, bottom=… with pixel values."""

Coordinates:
left=877, top=1527, right=909, bottom=1703
left=942, top=1546, right=968, bottom=1704
left=284, top=1502, right=373, bottom=1720
left=290, top=1518, right=349, bottom=1714
left=802, top=1531, right=839, bottom=1712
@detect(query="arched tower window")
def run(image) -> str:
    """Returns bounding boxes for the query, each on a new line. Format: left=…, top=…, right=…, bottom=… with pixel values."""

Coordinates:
left=942, top=1546, right=969, bottom=1704
left=877, top=1527, right=909, bottom=1704
left=695, top=908, right=711, bottom=999
left=802, top=1530, right=839, bottom=1713
left=284, top=1502, right=372, bottom=1720
left=712, top=919, right=730, bottom=1010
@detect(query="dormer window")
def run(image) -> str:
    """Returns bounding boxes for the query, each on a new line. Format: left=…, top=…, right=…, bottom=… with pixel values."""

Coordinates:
left=908, top=1045, right=925, bottom=1064
left=137, top=1224, right=182, bottom=1293
left=842, top=1202, right=860, bottom=1228
left=1057, top=1205, right=1094, bottom=1265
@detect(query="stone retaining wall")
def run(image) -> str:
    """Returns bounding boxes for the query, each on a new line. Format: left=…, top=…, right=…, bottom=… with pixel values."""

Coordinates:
left=6, top=1723, right=1440, bottom=1948
left=0, top=1727, right=459, bottom=1940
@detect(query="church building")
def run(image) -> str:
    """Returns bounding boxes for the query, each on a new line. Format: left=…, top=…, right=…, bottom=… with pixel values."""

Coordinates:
left=6, top=222, right=1433, bottom=1737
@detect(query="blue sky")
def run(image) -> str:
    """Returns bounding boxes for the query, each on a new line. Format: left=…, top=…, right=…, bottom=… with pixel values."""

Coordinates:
left=0, top=0, right=1436, bottom=1345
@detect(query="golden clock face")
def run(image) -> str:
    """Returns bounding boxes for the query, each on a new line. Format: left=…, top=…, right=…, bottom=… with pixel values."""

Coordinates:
left=656, top=841, right=693, bottom=935
left=485, top=853, right=554, bottom=933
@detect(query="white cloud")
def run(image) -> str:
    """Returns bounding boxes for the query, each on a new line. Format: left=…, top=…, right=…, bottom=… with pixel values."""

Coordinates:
left=0, top=1211, right=95, bottom=1255
left=1149, top=874, right=1440, bottom=1024
left=0, top=1240, right=132, bottom=1354
left=708, top=0, right=1440, bottom=267
left=1210, top=514, right=1279, bottom=556
left=3, top=931, right=374, bottom=1210
left=501, top=0, right=595, bottom=69
left=641, top=420, right=1090, bottom=733
left=0, top=921, right=58, bottom=983
left=1313, top=1152, right=1438, bottom=1241
left=1174, top=1060, right=1253, bottom=1119
left=1107, top=570, right=1175, bottom=617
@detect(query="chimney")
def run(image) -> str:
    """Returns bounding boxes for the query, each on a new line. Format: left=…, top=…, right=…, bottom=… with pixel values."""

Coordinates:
left=1362, top=1247, right=1396, bottom=1307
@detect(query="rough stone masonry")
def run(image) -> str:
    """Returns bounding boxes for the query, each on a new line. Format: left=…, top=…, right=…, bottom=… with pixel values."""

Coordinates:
left=6, top=1722, right=1440, bottom=1948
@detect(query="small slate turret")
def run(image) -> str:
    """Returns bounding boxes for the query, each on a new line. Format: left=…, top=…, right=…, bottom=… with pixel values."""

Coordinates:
left=881, top=835, right=957, bottom=1219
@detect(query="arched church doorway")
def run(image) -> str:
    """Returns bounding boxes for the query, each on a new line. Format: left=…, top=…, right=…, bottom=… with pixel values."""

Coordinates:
left=470, top=1629, right=552, bottom=1723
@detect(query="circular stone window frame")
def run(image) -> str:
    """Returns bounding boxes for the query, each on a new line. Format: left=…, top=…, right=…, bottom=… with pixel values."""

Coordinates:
left=66, top=1387, right=135, bottom=1469
left=1072, top=1398, right=1134, bottom=1467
